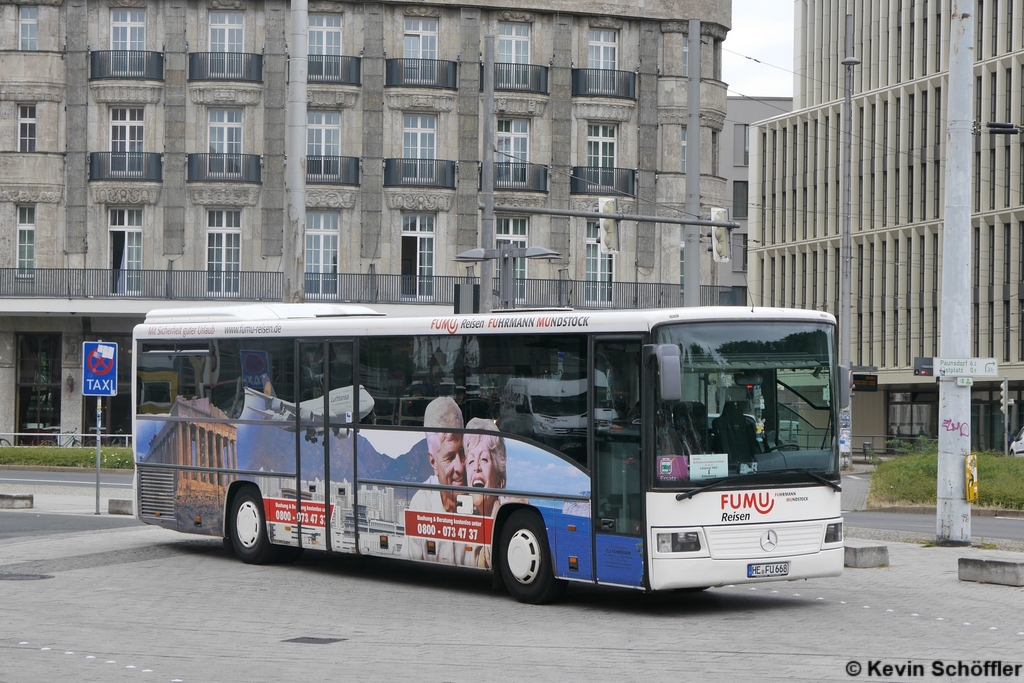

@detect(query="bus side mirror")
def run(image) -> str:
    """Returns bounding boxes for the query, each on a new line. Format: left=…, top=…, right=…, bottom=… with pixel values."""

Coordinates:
left=838, top=365, right=851, bottom=410
left=645, top=344, right=681, bottom=401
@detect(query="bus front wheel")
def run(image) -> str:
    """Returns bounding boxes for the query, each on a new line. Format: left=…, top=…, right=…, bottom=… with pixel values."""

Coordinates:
left=499, top=509, right=566, bottom=604
left=229, top=487, right=279, bottom=564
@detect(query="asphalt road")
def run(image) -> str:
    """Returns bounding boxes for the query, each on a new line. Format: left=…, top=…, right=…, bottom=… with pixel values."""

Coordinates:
left=845, top=510, right=1024, bottom=540
left=0, top=470, right=133, bottom=489
left=0, top=510, right=143, bottom=540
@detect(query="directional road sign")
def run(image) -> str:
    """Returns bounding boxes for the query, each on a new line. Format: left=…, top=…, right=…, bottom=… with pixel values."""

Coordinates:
left=83, top=341, right=118, bottom=397
left=934, top=357, right=998, bottom=377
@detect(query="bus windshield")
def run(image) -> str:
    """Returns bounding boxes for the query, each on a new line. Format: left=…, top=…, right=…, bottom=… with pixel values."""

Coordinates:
left=652, top=321, right=837, bottom=488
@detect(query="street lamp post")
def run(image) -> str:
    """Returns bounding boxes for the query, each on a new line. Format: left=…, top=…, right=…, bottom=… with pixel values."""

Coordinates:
left=839, top=14, right=859, bottom=466
left=455, top=246, right=561, bottom=310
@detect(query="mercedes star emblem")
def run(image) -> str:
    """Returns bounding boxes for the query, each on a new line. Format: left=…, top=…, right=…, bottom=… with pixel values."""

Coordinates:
left=760, top=529, right=778, bottom=552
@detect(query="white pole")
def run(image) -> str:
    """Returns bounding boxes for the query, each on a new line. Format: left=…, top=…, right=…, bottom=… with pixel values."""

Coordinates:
left=937, top=0, right=974, bottom=546
left=285, top=0, right=309, bottom=302
left=839, top=14, right=859, bottom=469
left=840, top=14, right=857, bottom=371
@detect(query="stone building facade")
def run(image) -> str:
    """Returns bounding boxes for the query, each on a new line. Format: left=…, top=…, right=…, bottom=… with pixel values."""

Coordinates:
left=0, top=0, right=729, bottom=439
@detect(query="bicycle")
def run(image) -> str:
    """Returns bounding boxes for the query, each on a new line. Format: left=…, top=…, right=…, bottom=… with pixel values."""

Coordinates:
left=59, top=433, right=83, bottom=448
left=0, top=437, right=12, bottom=447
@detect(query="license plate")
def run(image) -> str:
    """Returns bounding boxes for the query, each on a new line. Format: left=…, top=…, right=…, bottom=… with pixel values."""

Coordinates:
left=747, top=562, right=790, bottom=578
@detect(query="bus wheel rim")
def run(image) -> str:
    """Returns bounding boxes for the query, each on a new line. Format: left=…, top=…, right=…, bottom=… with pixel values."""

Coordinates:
left=506, top=529, right=540, bottom=584
left=236, top=501, right=261, bottom=549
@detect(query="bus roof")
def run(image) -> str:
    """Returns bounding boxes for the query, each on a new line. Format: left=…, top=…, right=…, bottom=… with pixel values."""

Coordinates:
left=135, top=303, right=836, bottom=340
left=143, top=303, right=384, bottom=324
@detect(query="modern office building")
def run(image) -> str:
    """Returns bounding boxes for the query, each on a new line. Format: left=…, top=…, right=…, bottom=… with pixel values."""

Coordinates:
left=719, top=95, right=792, bottom=298
left=0, top=0, right=732, bottom=440
left=750, top=0, right=1024, bottom=450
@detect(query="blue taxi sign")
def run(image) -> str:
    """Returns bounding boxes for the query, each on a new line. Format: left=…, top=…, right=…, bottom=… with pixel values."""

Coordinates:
left=83, top=341, right=118, bottom=397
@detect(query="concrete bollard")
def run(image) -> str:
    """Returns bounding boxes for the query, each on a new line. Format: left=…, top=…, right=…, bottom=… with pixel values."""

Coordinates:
left=958, top=557, right=1024, bottom=587
left=844, top=541, right=889, bottom=568
left=0, top=493, right=33, bottom=509
left=108, top=499, right=133, bottom=515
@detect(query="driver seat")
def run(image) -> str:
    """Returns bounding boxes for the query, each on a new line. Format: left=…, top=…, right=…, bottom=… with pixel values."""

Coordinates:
left=712, top=401, right=760, bottom=464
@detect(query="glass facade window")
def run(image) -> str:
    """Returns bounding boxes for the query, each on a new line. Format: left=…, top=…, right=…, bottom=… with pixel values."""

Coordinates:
left=680, top=127, right=686, bottom=171
left=17, top=206, right=35, bottom=275
left=497, top=22, right=529, bottom=63
left=307, top=111, right=341, bottom=156
left=16, top=334, right=61, bottom=444
left=587, top=29, right=617, bottom=70
left=308, top=14, right=341, bottom=55
left=210, top=12, right=243, bottom=52
left=585, top=220, right=613, bottom=302
left=20, top=7, right=37, bottom=51
left=305, top=211, right=339, bottom=295
left=207, top=210, right=241, bottom=294
left=111, top=9, right=145, bottom=50
left=733, top=181, right=749, bottom=218
left=19, top=105, right=36, bottom=153
left=109, top=208, right=143, bottom=293
left=401, top=214, right=435, bottom=297
left=587, top=124, right=616, bottom=169
left=403, top=18, right=437, bottom=59
left=496, top=216, right=528, bottom=299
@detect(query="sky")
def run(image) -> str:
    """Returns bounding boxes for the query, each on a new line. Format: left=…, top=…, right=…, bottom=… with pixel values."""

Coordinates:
left=722, top=0, right=795, bottom=99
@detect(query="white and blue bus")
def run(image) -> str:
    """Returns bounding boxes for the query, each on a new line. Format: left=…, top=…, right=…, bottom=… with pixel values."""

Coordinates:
left=132, top=304, right=848, bottom=603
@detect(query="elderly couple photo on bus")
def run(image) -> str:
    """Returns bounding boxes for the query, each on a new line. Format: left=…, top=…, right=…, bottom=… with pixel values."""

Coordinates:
left=407, top=396, right=515, bottom=568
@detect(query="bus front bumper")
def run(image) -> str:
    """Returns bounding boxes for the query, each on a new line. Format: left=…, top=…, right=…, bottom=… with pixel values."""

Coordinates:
left=649, top=546, right=844, bottom=591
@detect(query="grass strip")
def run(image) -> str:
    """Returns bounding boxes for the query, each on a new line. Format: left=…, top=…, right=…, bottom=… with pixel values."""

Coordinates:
left=0, top=447, right=134, bottom=470
left=868, top=449, right=1024, bottom=510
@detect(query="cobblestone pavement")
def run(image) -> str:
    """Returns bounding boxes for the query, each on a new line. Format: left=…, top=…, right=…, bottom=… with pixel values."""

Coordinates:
left=1, top=490, right=1022, bottom=683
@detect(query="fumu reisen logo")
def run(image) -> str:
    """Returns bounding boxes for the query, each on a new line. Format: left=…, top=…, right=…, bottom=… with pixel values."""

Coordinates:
left=719, top=492, right=775, bottom=521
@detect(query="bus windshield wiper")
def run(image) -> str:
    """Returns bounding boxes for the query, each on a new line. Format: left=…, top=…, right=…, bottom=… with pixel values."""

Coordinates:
left=675, top=474, right=752, bottom=501
left=776, top=468, right=842, bottom=492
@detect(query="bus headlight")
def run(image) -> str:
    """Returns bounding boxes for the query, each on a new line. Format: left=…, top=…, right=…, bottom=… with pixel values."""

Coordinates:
left=534, top=421, right=554, bottom=434
left=656, top=532, right=702, bottom=553
left=824, top=522, right=843, bottom=544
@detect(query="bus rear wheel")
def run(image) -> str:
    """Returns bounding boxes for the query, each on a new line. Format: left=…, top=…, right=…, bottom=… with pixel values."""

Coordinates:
left=499, top=509, right=566, bottom=604
left=229, top=487, right=279, bottom=565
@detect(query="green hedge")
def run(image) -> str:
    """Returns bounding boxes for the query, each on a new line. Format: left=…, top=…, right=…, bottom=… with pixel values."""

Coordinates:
left=868, top=451, right=1024, bottom=510
left=0, top=447, right=134, bottom=470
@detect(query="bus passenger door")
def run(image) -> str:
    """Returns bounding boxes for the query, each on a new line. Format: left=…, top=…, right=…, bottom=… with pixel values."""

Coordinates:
left=592, top=339, right=645, bottom=587
left=296, top=340, right=355, bottom=553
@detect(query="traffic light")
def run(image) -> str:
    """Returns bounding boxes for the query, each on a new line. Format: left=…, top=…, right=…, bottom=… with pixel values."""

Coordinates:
left=710, top=207, right=730, bottom=263
left=598, top=197, right=619, bottom=251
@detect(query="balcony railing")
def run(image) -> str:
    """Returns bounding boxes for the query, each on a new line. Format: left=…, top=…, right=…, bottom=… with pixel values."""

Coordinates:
left=0, top=268, right=283, bottom=301
left=480, top=63, right=548, bottom=94
left=383, top=158, right=457, bottom=188
left=90, top=50, right=164, bottom=80
left=385, top=58, right=458, bottom=88
left=307, top=54, right=361, bottom=85
left=187, top=153, right=262, bottom=183
left=188, top=52, right=263, bottom=82
left=303, top=273, right=741, bottom=310
left=480, top=162, right=548, bottom=192
left=306, top=155, right=360, bottom=185
left=571, top=68, right=637, bottom=99
left=89, top=152, right=163, bottom=181
left=569, top=166, right=635, bottom=195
